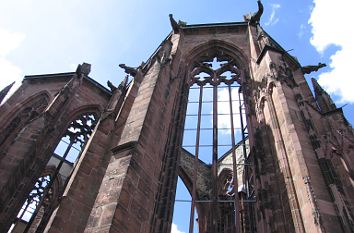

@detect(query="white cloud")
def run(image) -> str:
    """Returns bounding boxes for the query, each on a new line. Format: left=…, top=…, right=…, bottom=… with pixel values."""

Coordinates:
left=171, top=223, right=185, bottom=233
left=0, top=28, right=25, bottom=100
left=309, top=0, right=354, bottom=103
left=265, top=4, right=281, bottom=26
left=298, top=24, right=306, bottom=38
left=0, top=29, right=25, bottom=57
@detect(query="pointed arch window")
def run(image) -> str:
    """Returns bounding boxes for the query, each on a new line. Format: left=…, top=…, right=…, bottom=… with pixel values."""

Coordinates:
left=181, top=55, right=250, bottom=233
left=0, top=95, right=48, bottom=156
left=9, top=112, right=97, bottom=233
left=15, top=175, right=52, bottom=223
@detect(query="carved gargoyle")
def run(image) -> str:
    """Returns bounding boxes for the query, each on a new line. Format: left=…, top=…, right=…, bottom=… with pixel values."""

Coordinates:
left=169, top=14, right=180, bottom=33
left=119, top=64, right=138, bottom=77
left=301, top=63, right=326, bottom=74
left=244, top=0, right=264, bottom=25
left=169, top=14, right=186, bottom=33
left=107, top=80, right=117, bottom=92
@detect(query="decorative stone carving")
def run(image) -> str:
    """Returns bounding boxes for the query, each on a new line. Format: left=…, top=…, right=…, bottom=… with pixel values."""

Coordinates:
left=190, top=58, right=240, bottom=86
left=118, top=75, right=129, bottom=91
left=157, top=40, right=173, bottom=65
left=76, top=63, right=91, bottom=77
left=269, top=62, right=297, bottom=88
left=304, top=176, right=321, bottom=225
left=311, top=78, right=337, bottom=113
left=244, top=0, right=264, bottom=25
left=256, top=25, right=278, bottom=51
left=169, top=14, right=187, bottom=34
left=169, top=14, right=180, bottom=33
left=0, top=96, right=48, bottom=148
left=119, top=64, right=139, bottom=77
left=64, top=112, right=97, bottom=148
left=301, top=63, right=326, bottom=74
left=107, top=80, right=117, bottom=92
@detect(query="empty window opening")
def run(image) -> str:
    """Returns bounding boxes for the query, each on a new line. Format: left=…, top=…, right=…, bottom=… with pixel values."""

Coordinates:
left=180, top=56, right=250, bottom=233
left=9, top=112, right=97, bottom=233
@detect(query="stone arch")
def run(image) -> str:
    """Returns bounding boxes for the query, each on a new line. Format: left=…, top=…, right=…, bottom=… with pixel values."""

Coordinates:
left=184, top=39, right=249, bottom=84
left=23, top=106, right=100, bottom=232
left=11, top=165, right=63, bottom=233
left=48, top=104, right=101, bottom=151
left=0, top=91, right=50, bottom=127
left=35, top=105, right=101, bottom=188
left=178, top=166, right=193, bottom=196
left=185, top=40, right=248, bottom=68
left=65, top=104, right=102, bottom=123
left=0, top=103, right=100, bottom=233
left=175, top=39, right=252, bottom=233
left=0, top=91, right=50, bottom=160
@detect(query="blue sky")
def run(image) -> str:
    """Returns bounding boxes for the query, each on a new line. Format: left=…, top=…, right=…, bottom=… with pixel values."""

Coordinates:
left=1, top=1, right=353, bottom=232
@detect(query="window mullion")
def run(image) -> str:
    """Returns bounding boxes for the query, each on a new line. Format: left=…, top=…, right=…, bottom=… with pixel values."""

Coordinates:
left=228, top=85, right=241, bottom=233
left=189, top=85, right=203, bottom=233
left=211, top=82, right=218, bottom=232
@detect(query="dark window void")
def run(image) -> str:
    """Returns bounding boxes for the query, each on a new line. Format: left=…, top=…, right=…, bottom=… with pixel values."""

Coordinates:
left=9, top=112, right=97, bottom=233
left=178, top=57, right=250, bottom=233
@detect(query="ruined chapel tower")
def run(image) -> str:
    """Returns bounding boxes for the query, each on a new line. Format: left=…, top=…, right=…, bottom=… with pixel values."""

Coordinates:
left=0, top=1, right=353, bottom=233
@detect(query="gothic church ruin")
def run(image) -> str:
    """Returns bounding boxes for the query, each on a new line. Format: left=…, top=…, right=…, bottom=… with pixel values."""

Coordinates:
left=0, top=1, right=353, bottom=233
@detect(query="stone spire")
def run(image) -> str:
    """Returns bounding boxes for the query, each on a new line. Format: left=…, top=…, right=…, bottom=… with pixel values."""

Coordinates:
left=311, top=78, right=336, bottom=113
left=0, top=81, right=15, bottom=104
